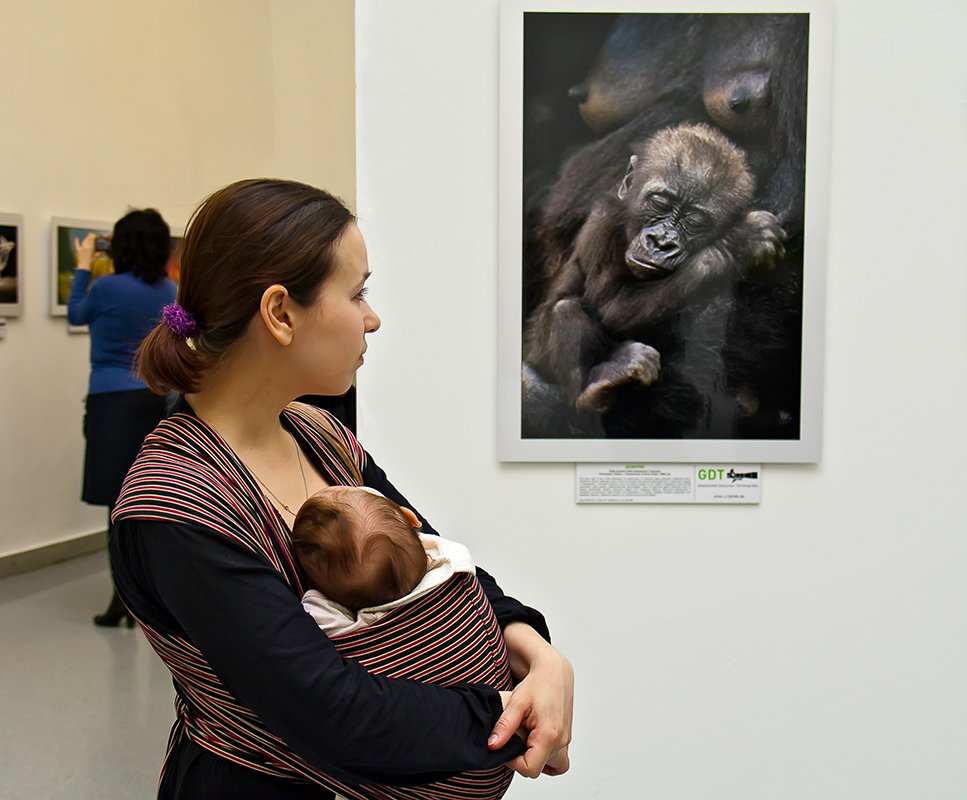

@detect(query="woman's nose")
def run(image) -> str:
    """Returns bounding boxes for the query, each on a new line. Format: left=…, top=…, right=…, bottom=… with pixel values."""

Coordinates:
left=365, top=304, right=381, bottom=333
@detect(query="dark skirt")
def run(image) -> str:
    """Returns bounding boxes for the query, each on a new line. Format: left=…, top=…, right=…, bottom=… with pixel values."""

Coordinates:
left=82, top=388, right=168, bottom=506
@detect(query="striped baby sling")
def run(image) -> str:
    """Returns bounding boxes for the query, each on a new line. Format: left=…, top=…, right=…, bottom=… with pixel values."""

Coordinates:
left=113, top=402, right=515, bottom=800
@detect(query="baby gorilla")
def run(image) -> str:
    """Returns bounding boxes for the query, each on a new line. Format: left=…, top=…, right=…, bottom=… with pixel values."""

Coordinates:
left=292, top=486, right=427, bottom=612
left=523, top=122, right=784, bottom=423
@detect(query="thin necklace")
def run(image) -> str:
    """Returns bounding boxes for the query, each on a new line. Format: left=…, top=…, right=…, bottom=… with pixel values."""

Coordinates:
left=248, top=432, right=309, bottom=518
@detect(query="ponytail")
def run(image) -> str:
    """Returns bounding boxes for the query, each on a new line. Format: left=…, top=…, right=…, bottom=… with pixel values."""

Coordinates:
left=137, top=322, right=209, bottom=395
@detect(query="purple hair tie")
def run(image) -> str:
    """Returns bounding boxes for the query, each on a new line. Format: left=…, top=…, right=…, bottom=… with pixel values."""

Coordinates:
left=162, top=302, right=198, bottom=340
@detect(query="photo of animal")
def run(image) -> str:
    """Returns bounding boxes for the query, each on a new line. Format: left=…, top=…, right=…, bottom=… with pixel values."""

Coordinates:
left=518, top=12, right=811, bottom=441
left=0, top=215, right=23, bottom=317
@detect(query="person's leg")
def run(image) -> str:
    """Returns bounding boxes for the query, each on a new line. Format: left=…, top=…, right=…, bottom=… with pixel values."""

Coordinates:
left=93, top=506, right=133, bottom=627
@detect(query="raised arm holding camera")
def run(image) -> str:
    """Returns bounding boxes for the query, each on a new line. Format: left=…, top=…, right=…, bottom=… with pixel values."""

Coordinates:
left=67, top=209, right=177, bottom=626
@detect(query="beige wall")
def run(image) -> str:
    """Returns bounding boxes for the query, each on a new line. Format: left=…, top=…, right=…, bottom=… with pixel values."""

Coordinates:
left=0, top=0, right=355, bottom=556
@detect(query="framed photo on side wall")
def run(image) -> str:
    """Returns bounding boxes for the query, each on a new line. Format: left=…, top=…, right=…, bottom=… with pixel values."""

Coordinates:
left=498, top=0, right=832, bottom=463
left=0, top=213, right=23, bottom=317
left=49, top=217, right=113, bottom=317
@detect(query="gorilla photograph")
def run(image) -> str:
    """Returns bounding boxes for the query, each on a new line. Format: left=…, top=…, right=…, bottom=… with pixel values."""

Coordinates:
left=498, top=5, right=830, bottom=462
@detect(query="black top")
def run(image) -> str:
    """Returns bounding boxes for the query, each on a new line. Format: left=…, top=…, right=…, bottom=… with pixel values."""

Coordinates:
left=111, top=448, right=548, bottom=798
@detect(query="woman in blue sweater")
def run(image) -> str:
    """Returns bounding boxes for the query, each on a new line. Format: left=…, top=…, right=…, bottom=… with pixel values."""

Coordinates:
left=68, top=208, right=177, bottom=626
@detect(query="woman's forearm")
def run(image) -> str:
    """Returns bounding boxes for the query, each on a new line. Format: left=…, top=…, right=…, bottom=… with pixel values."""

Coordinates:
left=66, top=268, right=94, bottom=326
left=503, top=620, right=557, bottom=679
left=490, top=622, right=575, bottom=778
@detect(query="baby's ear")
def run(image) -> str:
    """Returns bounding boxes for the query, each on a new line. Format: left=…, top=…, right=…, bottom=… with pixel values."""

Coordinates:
left=400, top=507, right=422, bottom=530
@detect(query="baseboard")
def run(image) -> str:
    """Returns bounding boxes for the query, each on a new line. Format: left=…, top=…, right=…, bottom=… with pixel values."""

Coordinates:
left=0, top=530, right=107, bottom=579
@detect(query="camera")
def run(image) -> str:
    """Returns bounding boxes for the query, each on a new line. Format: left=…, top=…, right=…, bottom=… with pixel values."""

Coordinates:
left=94, top=236, right=112, bottom=252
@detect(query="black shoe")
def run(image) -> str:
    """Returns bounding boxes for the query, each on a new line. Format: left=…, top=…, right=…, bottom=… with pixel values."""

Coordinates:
left=93, top=591, right=134, bottom=628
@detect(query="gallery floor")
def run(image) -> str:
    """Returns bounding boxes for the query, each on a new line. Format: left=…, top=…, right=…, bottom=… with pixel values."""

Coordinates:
left=0, top=551, right=173, bottom=798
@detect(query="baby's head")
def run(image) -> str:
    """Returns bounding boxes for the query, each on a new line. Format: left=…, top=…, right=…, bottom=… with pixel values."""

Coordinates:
left=291, top=486, right=427, bottom=612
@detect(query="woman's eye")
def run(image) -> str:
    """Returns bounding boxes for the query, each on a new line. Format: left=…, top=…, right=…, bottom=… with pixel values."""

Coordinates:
left=354, top=287, right=369, bottom=302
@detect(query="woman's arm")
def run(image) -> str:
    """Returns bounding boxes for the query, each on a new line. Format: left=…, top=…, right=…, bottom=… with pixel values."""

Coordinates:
left=66, top=233, right=97, bottom=326
left=490, top=622, right=574, bottom=778
left=111, top=519, right=524, bottom=785
left=358, top=450, right=573, bottom=778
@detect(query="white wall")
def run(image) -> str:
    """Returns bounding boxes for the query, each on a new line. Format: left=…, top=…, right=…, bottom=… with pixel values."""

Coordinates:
left=355, top=2, right=967, bottom=797
left=0, top=0, right=355, bottom=556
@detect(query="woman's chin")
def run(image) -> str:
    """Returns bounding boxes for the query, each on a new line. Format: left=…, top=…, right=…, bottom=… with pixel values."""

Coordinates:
left=327, top=377, right=356, bottom=397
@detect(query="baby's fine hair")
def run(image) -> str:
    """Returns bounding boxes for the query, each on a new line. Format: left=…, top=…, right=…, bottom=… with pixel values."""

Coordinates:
left=291, top=490, right=426, bottom=612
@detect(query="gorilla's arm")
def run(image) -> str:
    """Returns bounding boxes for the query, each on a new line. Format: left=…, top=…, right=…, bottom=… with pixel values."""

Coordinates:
left=524, top=254, right=610, bottom=401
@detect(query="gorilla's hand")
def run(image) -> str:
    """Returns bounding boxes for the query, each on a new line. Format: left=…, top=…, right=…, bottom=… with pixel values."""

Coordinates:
left=576, top=340, right=661, bottom=413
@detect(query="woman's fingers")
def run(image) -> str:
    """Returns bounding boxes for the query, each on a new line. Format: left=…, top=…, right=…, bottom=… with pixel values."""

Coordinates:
left=488, top=690, right=526, bottom=750
left=491, top=624, right=574, bottom=778
left=491, top=658, right=573, bottom=778
left=74, top=233, right=97, bottom=270
left=74, top=232, right=96, bottom=252
left=504, top=725, right=562, bottom=778
left=504, top=729, right=570, bottom=778
left=542, top=745, right=570, bottom=776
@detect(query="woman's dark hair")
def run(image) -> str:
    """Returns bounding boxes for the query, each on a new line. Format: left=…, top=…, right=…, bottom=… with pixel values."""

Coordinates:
left=137, top=179, right=355, bottom=395
left=110, top=208, right=171, bottom=283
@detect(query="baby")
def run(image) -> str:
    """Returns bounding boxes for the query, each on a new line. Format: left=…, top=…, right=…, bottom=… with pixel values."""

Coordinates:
left=292, top=485, right=476, bottom=633
left=290, top=485, right=515, bottom=800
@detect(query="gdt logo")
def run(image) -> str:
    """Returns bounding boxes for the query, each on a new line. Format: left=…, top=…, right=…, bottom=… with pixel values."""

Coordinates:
left=727, top=469, right=758, bottom=482
left=696, top=468, right=759, bottom=482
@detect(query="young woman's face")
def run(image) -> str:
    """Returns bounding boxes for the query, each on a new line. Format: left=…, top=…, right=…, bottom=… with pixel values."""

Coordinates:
left=296, top=223, right=380, bottom=395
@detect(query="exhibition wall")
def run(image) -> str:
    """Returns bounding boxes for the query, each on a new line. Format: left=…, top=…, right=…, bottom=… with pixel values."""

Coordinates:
left=0, top=0, right=355, bottom=557
left=355, top=1, right=966, bottom=798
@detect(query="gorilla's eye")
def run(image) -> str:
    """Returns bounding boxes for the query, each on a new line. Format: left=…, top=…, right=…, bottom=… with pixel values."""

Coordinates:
left=644, top=192, right=675, bottom=215
left=682, top=211, right=713, bottom=235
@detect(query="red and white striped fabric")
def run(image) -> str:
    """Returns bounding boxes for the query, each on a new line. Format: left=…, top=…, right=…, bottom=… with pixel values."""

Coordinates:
left=326, top=573, right=514, bottom=800
left=113, top=403, right=514, bottom=800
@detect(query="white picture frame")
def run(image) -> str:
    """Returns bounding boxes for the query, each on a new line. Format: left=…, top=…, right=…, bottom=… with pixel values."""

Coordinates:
left=0, top=212, right=24, bottom=317
left=498, top=0, right=832, bottom=463
left=49, top=217, right=113, bottom=318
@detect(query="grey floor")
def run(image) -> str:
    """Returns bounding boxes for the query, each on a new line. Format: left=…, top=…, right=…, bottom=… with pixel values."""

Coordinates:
left=0, top=551, right=174, bottom=798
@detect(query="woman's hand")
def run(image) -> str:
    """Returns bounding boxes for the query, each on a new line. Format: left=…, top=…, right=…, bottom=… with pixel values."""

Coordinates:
left=541, top=745, right=570, bottom=776
left=490, top=622, right=574, bottom=778
left=74, top=233, right=96, bottom=272
left=496, top=691, right=569, bottom=776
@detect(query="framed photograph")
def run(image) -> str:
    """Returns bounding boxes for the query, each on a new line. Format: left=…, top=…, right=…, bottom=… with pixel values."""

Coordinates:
left=49, top=217, right=113, bottom=317
left=498, top=0, right=832, bottom=462
left=0, top=213, right=23, bottom=317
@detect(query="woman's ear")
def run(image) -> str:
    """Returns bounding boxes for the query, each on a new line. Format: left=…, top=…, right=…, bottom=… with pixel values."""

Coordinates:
left=259, top=284, right=295, bottom=345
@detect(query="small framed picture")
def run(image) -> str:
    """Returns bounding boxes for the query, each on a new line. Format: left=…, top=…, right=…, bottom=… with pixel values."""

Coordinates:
left=49, top=217, right=113, bottom=317
left=0, top=212, right=23, bottom=317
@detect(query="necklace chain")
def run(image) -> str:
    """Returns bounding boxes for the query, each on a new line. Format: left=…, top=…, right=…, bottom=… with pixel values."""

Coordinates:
left=248, top=432, right=309, bottom=518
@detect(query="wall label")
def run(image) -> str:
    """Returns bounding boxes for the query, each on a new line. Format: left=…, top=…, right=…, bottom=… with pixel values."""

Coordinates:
left=576, top=463, right=761, bottom=504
